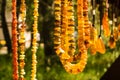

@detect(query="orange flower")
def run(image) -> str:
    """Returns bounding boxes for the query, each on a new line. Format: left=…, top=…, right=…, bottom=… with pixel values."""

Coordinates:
left=108, top=35, right=116, bottom=49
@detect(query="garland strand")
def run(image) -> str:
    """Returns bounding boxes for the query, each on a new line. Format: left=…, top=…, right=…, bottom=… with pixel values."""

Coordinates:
left=12, top=0, right=18, bottom=79
left=31, top=0, right=39, bottom=79
left=54, top=0, right=63, bottom=55
left=83, top=0, right=91, bottom=49
left=19, top=0, right=26, bottom=79
left=61, top=0, right=68, bottom=50
left=77, top=0, right=87, bottom=72
left=67, top=0, right=76, bottom=57
left=59, top=0, right=71, bottom=59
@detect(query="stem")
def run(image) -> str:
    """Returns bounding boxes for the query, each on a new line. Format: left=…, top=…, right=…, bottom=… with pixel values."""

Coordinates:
left=99, top=0, right=103, bottom=37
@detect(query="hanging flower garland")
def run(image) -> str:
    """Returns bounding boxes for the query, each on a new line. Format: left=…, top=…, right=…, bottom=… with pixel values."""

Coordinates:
left=12, top=0, right=18, bottom=79
left=53, top=0, right=87, bottom=74
left=60, top=0, right=87, bottom=74
left=18, top=0, right=26, bottom=79
left=31, top=0, right=39, bottom=79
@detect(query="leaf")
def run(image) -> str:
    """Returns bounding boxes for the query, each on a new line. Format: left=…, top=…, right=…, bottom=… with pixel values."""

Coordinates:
left=96, top=37, right=106, bottom=54
left=102, top=12, right=110, bottom=37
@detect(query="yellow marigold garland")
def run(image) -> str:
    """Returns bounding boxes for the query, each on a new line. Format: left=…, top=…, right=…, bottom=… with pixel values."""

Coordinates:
left=31, top=0, right=39, bottom=80
left=54, top=0, right=62, bottom=54
left=19, top=0, right=26, bottom=79
left=60, top=0, right=87, bottom=74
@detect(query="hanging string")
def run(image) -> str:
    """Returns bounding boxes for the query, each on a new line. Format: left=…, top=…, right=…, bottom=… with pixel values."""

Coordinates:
left=18, top=0, right=26, bottom=79
left=99, top=0, right=103, bottom=37
left=31, top=0, right=39, bottom=79
left=12, top=0, right=18, bottom=79
left=92, top=0, right=95, bottom=27
left=114, top=0, right=118, bottom=28
left=117, top=1, right=120, bottom=36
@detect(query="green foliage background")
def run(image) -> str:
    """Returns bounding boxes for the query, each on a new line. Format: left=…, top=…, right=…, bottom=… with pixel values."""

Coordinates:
left=0, top=45, right=120, bottom=80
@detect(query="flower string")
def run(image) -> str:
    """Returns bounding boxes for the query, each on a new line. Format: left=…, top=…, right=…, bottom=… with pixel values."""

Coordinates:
left=18, top=0, right=26, bottom=79
left=12, top=0, right=18, bottom=79
left=31, top=0, right=39, bottom=80
left=83, top=0, right=91, bottom=49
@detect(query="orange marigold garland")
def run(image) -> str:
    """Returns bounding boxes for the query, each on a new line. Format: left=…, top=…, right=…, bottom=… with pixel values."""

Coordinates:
left=12, top=0, right=18, bottom=79
left=77, top=0, right=87, bottom=72
left=83, top=0, right=91, bottom=49
left=67, top=0, right=76, bottom=57
left=60, top=0, right=70, bottom=59
left=31, top=0, right=39, bottom=79
left=18, top=0, right=26, bottom=79
left=60, top=0, right=87, bottom=74
left=53, top=0, right=87, bottom=74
